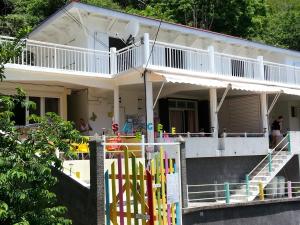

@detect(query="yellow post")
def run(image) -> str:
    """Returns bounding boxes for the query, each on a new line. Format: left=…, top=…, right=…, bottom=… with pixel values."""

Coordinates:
left=259, top=182, right=264, bottom=201
left=75, top=171, right=80, bottom=179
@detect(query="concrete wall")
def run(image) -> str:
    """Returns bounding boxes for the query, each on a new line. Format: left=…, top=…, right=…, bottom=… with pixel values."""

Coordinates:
left=52, top=169, right=94, bottom=225
left=186, top=156, right=264, bottom=185
left=183, top=199, right=300, bottom=225
left=277, top=155, right=300, bottom=182
left=219, top=137, right=269, bottom=156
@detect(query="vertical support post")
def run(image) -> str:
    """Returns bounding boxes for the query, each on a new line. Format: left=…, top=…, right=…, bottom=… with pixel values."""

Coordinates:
left=113, top=85, right=119, bottom=125
left=59, top=88, right=68, bottom=120
left=224, top=182, right=230, bottom=204
left=180, top=141, right=188, bottom=208
left=257, top=56, right=264, bottom=80
left=89, top=138, right=105, bottom=225
left=245, top=174, right=250, bottom=200
left=25, top=96, right=29, bottom=125
left=268, top=153, right=272, bottom=173
left=40, top=97, right=45, bottom=116
left=110, top=47, right=117, bottom=74
left=288, top=131, right=291, bottom=154
left=141, top=135, right=145, bottom=159
left=21, top=47, right=25, bottom=65
left=288, top=181, right=292, bottom=198
left=145, top=72, right=154, bottom=143
left=260, top=93, right=269, bottom=137
left=259, top=182, right=264, bottom=200
left=143, top=33, right=150, bottom=66
left=208, top=45, right=215, bottom=74
left=209, top=88, right=218, bottom=137
left=54, top=47, right=57, bottom=69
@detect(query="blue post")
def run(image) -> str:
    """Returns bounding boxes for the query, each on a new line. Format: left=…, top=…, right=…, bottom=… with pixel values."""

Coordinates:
left=105, top=171, right=111, bottom=225
left=174, top=163, right=181, bottom=225
left=268, top=153, right=272, bottom=173
left=224, top=182, right=230, bottom=204
left=288, top=132, right=291, bottom=154
left=245, top=174, right=249, bottom=199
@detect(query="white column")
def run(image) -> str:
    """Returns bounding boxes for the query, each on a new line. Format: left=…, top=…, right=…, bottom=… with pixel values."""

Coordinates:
left=210, top=88, right=218, bottom=137
left=113, top=86, right=120, bottom=125
left=25, top=96, right=29, bottom=125
left=208, top=45, right=215, bottom=74
left=257, top=56, right=264, bottom=80
left=110, top=47, right=117, bottom=74
left=145, top=72, right=154, bottom=143
left=143, top=33, right=150, bottom=66
left=59, top=88, right=68, bottom=120
left=40, top=97, right=45, bottom=116
left=260, top=93, right=268, bottom=135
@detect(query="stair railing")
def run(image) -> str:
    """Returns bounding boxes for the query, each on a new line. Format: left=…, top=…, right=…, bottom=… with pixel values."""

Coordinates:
left=247, top=133, right=290, bottom=180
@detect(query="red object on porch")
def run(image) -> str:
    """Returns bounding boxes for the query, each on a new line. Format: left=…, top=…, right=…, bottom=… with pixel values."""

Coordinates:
left=106, top=133, right=122, bottom=151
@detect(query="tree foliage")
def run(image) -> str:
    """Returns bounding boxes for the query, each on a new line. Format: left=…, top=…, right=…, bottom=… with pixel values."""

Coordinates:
left=0, top=88, right=81, bottom=224
left=254, top=0, right=300, bottom=50
left=1, top=0, right=299, bottom=50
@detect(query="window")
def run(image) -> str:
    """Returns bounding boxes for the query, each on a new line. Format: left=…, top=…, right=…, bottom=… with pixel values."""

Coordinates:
left=45, top=97, right=59, bottom=114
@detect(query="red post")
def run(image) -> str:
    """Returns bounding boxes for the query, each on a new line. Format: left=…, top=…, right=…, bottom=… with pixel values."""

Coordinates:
left=146, top=170, right=154, bottom=225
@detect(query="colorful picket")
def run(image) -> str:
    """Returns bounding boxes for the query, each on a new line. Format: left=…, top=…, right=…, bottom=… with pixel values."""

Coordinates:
left=104, top=147, right=180, bottom=225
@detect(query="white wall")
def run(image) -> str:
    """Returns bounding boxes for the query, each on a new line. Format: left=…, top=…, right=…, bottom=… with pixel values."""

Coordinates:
left=87, top=88, right=113, bottom=134
left=219, top=137, right=269, bottom=156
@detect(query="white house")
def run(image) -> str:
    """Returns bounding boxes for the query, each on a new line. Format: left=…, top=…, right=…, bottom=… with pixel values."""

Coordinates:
left=2, top=1, right=300, bottom=203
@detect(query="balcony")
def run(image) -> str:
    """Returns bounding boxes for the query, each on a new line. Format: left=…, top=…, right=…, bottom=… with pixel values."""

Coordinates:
left=1, top=35, right=300, bottom=87
left=1, top=36, right=110, bottom=76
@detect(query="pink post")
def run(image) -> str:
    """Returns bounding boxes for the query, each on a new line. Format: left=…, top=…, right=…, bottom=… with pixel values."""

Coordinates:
left=288, top=181, right=292, bottom=198
left=165, top=152, right=171, bottom=225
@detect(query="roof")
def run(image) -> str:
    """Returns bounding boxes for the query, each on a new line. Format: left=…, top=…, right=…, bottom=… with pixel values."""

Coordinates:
left=29, top=1, right=300, bottom=58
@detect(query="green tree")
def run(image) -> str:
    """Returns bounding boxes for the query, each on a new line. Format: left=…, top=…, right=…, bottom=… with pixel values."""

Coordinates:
left=0, top=89, right=81, bottom=224
left=126, top=0, right=268, bottom=38
left=254, top=0, right=300, bottom=50
left=0, top=31, right=81, bottom=224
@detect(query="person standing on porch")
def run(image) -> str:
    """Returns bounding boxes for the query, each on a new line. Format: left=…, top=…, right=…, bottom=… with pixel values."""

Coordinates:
left=271, top=116, right=283, bottom=148
left=78, top=118, right=92, bottom=136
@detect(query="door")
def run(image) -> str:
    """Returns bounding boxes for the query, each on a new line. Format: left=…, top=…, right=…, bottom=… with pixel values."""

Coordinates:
left=169, top=109, right=196, bottom=133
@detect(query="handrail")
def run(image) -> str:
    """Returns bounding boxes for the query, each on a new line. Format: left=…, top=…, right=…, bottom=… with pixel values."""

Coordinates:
left=264, top=60, right=300, bottom=70
left=215, top=52, right=259, bottom=62
left=248, top=134, right=289, bottom=178
left=0, top=35, right=110, bottom=54
left=150, top=40, right=208, bottom=53
left=251, top=142, right=289, bottom=181
left=115, top=41, right=141, bottom=53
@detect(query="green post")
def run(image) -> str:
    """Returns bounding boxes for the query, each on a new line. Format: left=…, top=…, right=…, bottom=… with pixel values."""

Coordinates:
left=288, top=132, right=291, bottom=154
left=268, top=153, right=272, bottom=173
left=224, top=182, right=230, bottom=204
left=245, top=175, right=249, bottom=199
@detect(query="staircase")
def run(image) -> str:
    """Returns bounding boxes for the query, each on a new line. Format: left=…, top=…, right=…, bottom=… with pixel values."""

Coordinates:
left=231, top=135, right=293, bottom=202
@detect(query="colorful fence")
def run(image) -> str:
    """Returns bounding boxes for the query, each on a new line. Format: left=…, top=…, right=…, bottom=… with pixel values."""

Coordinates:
left=104, top=147, right=181, bottom=225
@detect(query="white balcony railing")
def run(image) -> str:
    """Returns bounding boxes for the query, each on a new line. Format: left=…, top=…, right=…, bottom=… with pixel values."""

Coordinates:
left=1, top=35, right=300, bottom=87
left=1, top=36, right=110, bottom=74
left=116, top=42, right=143, bottom=73
left=150, top=40, right=210, bottom=73
left=215, top=53, right=260, bottom=80
left=264, top=61, right=300, bottom=85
